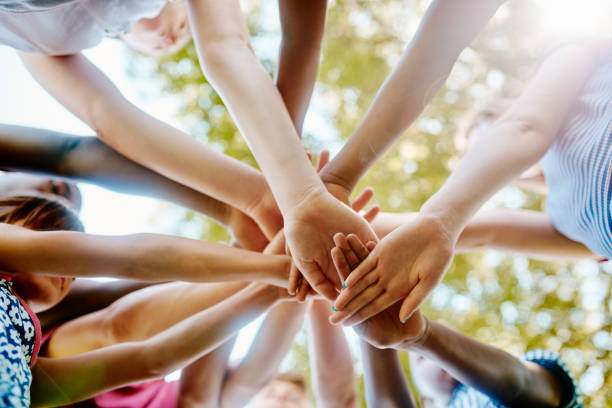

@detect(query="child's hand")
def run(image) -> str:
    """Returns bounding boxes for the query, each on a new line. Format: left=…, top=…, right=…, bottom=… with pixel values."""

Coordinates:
left=330, top=215, right=455, bottom=325
left=330, top=233, right=428, bottom=348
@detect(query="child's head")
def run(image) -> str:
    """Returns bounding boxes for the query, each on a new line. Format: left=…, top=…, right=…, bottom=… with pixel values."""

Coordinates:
left=122, top=1, right=191, bottom=57
left=0, top=195, right=84, bottom=312
left=0, top=173, right=82, bottom=212
left=250, top=372, right=310, bottom=408
left=409, top=353, right=459, bottom=407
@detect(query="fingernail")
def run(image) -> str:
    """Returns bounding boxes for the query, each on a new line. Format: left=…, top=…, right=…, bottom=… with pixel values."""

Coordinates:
left=342, top=283, right=347, bottom=289
left=402, top=314, right=414, bottom=324
left=332, top=306, right=337, bottom=312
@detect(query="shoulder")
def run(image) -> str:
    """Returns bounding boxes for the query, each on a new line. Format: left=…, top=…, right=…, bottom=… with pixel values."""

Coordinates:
left=540, top=37, right=612, bottom=65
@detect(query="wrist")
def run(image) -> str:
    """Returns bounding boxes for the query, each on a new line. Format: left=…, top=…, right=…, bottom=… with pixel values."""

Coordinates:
left=400, top=317, right=433, bottom=351
left=319, top=168, right=355, bottom=196
left=285, top=183, right=330, bottom=219
left=271, top=254, right=292, bottom=287
left=414, top=206, right=463, bottom=244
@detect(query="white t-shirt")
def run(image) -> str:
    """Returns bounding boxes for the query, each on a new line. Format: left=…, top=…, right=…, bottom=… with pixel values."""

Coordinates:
left=0, top=0, right=167, bottom=55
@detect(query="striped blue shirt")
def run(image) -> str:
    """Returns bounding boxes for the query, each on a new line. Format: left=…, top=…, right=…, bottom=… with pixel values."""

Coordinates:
left=541, top=57, right=612, bottom=258
left=448, top=350, right=582, bottom=408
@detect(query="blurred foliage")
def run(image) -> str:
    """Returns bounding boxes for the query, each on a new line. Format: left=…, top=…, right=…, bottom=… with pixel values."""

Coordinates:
left=127, top=0, right=612, bottom=406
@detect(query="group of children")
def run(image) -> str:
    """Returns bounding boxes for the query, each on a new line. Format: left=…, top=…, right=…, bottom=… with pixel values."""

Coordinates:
left=0, top=0, right=610, bottom=406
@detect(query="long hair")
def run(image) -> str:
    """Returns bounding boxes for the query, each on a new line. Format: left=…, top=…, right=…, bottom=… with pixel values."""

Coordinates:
left=0, top=195, right=84, bottom=232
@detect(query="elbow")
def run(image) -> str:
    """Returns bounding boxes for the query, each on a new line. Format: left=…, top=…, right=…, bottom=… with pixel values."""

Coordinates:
left=495, top=360, right=531, bottom=405
left=495, top=115, right=554, bottom=160
left=86, top=86, right=128, bottom=146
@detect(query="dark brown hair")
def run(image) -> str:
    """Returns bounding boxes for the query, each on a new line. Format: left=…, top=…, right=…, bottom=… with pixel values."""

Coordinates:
left=0, top=195, right=84, bottom=232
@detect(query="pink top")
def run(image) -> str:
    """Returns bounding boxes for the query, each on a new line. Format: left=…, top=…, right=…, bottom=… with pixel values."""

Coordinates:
left=93, top=379, right=178, bottom=408
left=41, top=324, right=178, bottom=408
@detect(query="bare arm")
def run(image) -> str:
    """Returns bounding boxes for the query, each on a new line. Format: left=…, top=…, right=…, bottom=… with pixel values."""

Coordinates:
left=187, top=0, right=378, bottom=300
left=403, top=320, right=564, bottom=407
left=0, top=124, right=273, bottom=251
left=360, top=341, right=416, bottom=408
left=18, top=52, right=282, bottom=239
left=0, top=124, right=231, bottom=221
left=187, top=0, right=324, bottom=213
left=371, top=209, right=599, bottom=260
left=31, top=284, right=286, bottom=407
left=220, top=301, right=307, bottom=407
left=307, top=299, right=358, bottom=408
left=320, top=0, right=506, bottom=193
left=0, top=223, right=290, bottom=285
left=38, top=279, right=157, bottom=331
left=46, top=282, right=248, bottom=358
left=332, top=41, right=608, bottom=325
left=276, top=0, right=327, bottom=134
left=333, top=234, right=564, bottom=408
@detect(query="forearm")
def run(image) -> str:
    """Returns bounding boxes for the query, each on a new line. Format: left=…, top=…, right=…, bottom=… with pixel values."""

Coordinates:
left=188, top=0, right=325, bottom=214
left=221, top=300, right=307, bottom=407
left=321, top=0, right=504, bottom=191
left=372, top=210, right=598, bottom=260
left=19, top=52, right=268, bottom=217
left=32, top=284, right=283, bottom=407
left=47, top=282, right=248, bottom=358
left=360, top=341, right=416, bottom=408
left=458, top=209, right=598, bottom=260
left=308, top=299, right=358, bottom=408
left=0, top=225, right=289, bottom=284
left=405, top=320, right=561, bottom=407
left=144, top=284, right=284, bottom=379
left=276, top=0, right=327, bottom=134
left=419, top=43, right=603, bottom=237
left=0, top=124, right=232, bottom=223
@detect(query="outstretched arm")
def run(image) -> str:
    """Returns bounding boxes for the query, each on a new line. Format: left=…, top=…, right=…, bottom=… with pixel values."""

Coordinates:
left=38, top=279, right=157, bottom=331
left=220, top=301, right=307, bottom=407
left=332, top=234, right=565, bottom=408
left=405, top=321, right=564, bottom=407
left=31, top=283, right=287, bottom=407
left=320, top=0, right=505, bottom=196
left=331, top=40, right=608, bottom=325
left=307, top=299, right=358, bottom=408
left=18, top=52, right=282, bottom=240
left=360, top=341, right=416, bottom=408
left=372, top=209, right=599, bottom=260
left=276, top=0, right=327, bottom=134
left=46, top=281, right=248, bottom=358
left=188, top=0, right=378, bottom=300
left=0, top=223, right=290, bottom=285
left=0, top=124, right=270, bottom=251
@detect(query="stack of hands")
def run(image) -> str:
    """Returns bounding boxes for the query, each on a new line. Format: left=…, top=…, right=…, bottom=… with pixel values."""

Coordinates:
left=236, top=149, right=453, bottom=350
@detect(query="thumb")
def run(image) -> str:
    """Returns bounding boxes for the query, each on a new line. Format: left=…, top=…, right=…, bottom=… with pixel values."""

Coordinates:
left=398, top=280, right=430, bottom=322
